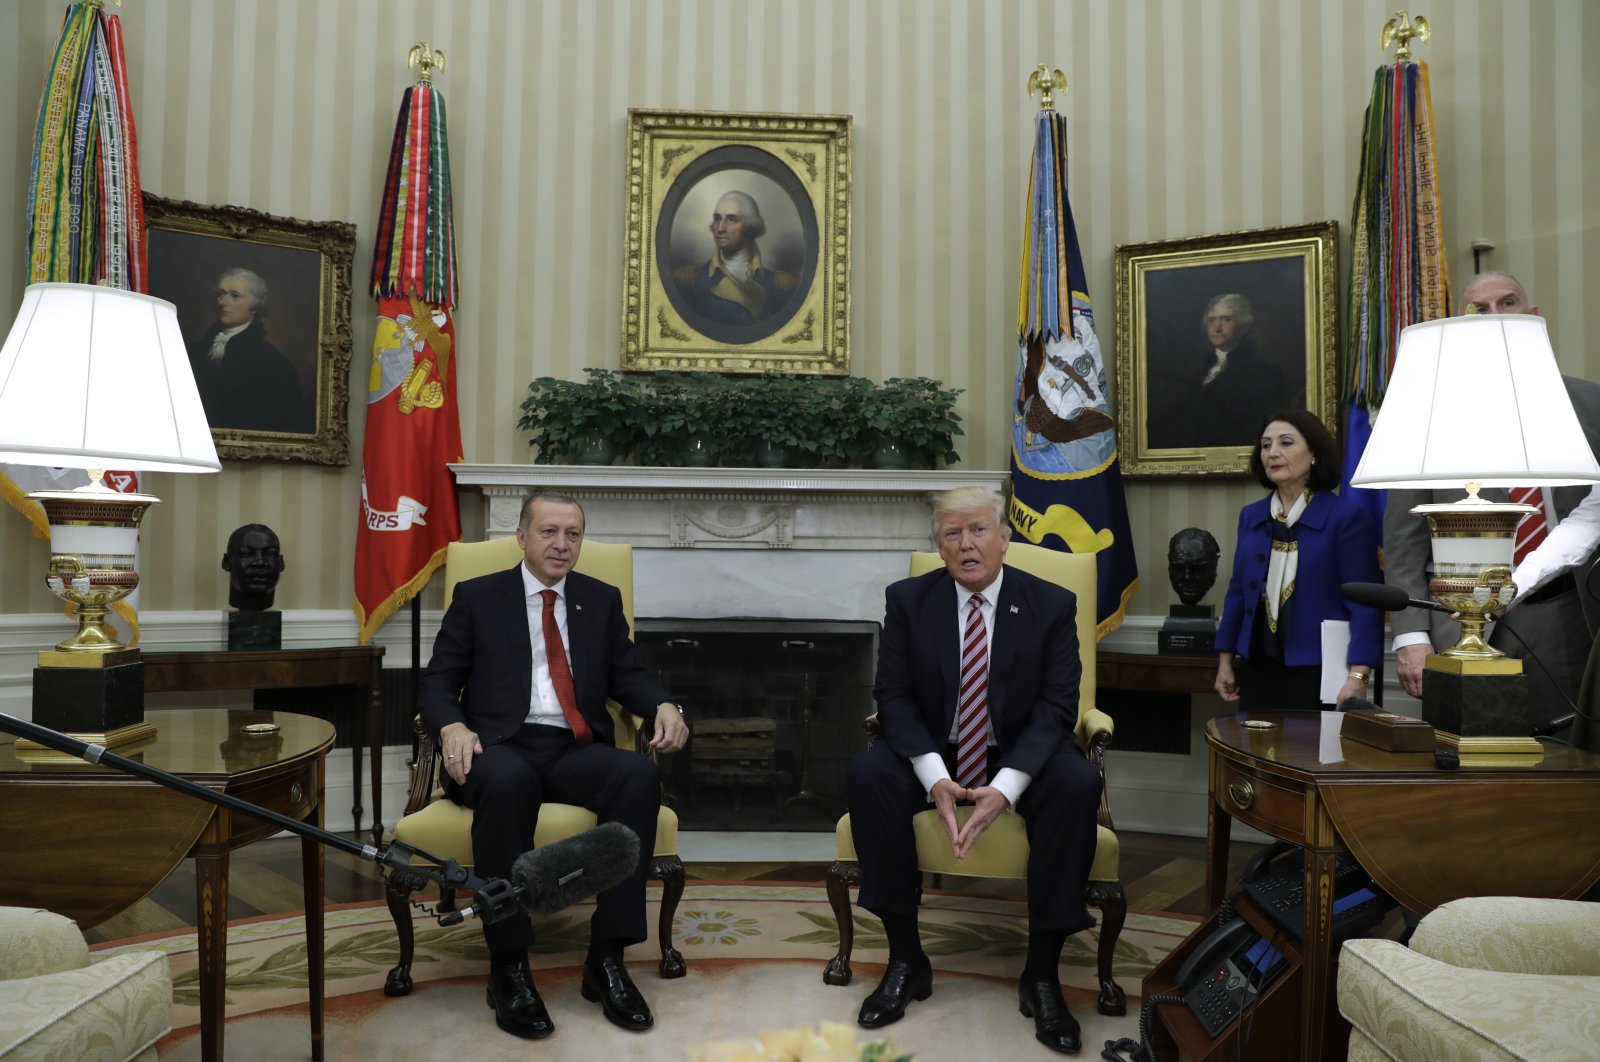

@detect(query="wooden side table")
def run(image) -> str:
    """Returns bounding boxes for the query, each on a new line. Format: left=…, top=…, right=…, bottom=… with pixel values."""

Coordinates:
left=0, top=709, right=335, bottom=1062
left=1143, top=711, right=1600, bottom=1062
left=144, top=644, right=385, bottom=842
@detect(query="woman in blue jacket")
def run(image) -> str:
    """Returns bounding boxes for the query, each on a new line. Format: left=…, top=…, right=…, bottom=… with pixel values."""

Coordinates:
left=1214, top=409, right=1383, bottom=711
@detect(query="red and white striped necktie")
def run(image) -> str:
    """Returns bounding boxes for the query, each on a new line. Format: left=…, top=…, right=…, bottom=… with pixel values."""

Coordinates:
left=954, top=593, right=990, bottom=790
left=1508, top=486, right=1549, bottom=566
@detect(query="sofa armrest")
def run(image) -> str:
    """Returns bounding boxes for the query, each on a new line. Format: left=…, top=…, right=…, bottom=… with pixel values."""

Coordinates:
left=1411, top=896, right=1600, bottom=976
left=0, top=908, right=89, bottom=982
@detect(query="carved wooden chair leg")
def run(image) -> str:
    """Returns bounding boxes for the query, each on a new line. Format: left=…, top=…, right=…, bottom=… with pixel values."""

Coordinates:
left=823, top=860, right=861, bottom=986
left=382, top=869, right=428, bottom=997
left=1086, top=880, right=1128, bottom=1016
left=654, top=855, right=687, bottom=979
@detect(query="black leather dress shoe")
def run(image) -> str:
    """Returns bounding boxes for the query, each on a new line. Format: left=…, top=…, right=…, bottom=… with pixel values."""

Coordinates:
left=580, top=955, right=653, bottom=1031
left=1017, top=977, right=1081, bottom=1054
left=485, top=956, right=554, bottom=1040
left=857, top=959, right=933, bottom=1028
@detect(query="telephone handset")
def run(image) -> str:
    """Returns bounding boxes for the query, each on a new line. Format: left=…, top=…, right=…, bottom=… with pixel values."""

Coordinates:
left=1240, top=841, right=1392, bottom=942
left=1173, top=917, right=1287, bottom=1037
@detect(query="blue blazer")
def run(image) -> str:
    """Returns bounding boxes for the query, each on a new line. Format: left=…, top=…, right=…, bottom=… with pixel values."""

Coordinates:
left=1216, top=491, right=1383, bottom=668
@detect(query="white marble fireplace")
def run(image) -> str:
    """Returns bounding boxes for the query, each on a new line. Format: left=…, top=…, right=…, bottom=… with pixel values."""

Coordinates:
left=449, top=466, right=1007, bottom=624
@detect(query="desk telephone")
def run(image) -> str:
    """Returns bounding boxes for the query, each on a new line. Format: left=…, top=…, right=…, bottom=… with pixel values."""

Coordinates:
left=1173, top=843, right=1394, bottom=1038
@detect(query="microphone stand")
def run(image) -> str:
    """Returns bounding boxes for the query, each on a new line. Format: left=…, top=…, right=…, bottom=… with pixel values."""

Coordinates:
left=0, top=711, right=520, bottom=927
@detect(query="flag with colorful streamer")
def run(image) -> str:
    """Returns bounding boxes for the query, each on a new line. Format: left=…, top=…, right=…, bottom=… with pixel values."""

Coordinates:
left=6, top=1, right=149, bottom=640
left=1008, top=99, right=1138, bottom=637
left=1342, top=57, right=1451, bottom=534
left=354, top=52, right=464, bottom=644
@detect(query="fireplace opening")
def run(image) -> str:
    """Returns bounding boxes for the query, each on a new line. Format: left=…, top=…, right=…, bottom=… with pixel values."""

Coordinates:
left=635, top=619, right=878, bottom=832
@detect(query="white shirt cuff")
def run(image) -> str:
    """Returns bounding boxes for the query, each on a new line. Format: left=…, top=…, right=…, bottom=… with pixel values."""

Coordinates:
left=990, top=767, right=1030, bottom=809
left=911, top=753, right=949, bottom=799
left=1392, top=631, right=1433, bottom=652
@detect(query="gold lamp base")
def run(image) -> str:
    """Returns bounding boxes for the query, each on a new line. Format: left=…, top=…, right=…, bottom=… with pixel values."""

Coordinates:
left=15, top=720, right=157, bottom=753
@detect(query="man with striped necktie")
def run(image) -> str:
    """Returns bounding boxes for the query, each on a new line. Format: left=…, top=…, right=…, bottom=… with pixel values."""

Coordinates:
left=1385, top=273, right=1600, bottom=724
left=846, top=486, right=1102, bottom=1054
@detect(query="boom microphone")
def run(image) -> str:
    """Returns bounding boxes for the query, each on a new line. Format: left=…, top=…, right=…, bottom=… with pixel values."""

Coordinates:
left=1340, top=581, right=1454, bottom=614
left=442, top=822, right=641, bottom=925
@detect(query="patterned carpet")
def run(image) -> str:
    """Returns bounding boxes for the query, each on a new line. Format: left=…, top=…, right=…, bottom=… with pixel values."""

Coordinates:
left=94, top=882, right=1198, bottom=1059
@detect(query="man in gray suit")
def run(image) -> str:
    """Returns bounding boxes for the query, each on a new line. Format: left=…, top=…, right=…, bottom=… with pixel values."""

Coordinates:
left=1384, top=272, right=1600, bottom=723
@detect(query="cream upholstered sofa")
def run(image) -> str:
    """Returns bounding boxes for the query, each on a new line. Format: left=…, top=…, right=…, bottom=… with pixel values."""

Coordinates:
left=1338, top=896, right=1600, bottom=1061
left=0, top=906, right=171, bottom=1062
left=823, top=542, right=1126, bottom=1016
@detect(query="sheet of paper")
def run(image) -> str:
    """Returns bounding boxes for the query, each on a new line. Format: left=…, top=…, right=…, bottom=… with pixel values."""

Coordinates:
left=1319, top=619, right=1351, bottom=705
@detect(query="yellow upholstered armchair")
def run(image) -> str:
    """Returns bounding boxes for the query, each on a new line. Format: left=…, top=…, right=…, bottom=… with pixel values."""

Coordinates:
left=381, top=536, right=686, bottom=996
left=823, top=542, right=1127, bottom=1016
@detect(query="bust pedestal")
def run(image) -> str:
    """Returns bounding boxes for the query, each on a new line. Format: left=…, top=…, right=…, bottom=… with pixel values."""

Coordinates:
left=1159, top=604, right=1216, bottom=656
left=228, top=610, right=282, bottom=651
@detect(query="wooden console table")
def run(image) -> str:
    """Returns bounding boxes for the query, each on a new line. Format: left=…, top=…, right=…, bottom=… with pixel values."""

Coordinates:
left=1145, top=711, right=1600, bottom=1062
left=143, top=643, right=385, bottom=843
left=1099, top=651, right=1217, bottom=695
left=0, top=709, right=335, bottom=1062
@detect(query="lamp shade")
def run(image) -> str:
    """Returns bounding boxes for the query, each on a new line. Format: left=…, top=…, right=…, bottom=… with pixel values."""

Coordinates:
left=0, top=283, right=220, bottom=473
left=1350, top=313, right=1600, bottom=489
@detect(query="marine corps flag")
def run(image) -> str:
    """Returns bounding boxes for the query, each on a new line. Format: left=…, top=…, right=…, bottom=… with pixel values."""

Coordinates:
left=6, top=1, right=149, bottom=641
left=354, top=54, right=463, bottom=644
left=1342, top=38, right=1451, bottom=534
left=1008, top=92, right=1137, bottom=637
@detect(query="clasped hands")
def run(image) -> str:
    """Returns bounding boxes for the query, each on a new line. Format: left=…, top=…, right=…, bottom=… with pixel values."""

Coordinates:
left=930, top=778, right=1009, bottom=860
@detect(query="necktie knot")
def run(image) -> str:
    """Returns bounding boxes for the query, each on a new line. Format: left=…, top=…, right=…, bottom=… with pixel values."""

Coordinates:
left=540, top=588, right=557, bottom=609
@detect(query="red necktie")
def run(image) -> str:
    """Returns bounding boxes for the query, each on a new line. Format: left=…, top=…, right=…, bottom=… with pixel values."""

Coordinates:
left=954, top=594, right=989, bottom=790
left=540, top=589, right=592, bottom=746
left=1508, top=486, right=1549, bottom=566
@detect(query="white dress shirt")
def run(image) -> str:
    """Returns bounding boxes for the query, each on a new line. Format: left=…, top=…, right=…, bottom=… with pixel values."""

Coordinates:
left=909, top=570, right=1031, bottom=809
left=521, top=563, right=575, bottom=730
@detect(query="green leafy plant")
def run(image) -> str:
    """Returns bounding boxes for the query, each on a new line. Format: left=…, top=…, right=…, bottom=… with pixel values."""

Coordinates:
left=517, top=368, right=643, bottom=464
left=517, top=371, right=963, bottom=469
left=862, top=377, right=965, bottom=467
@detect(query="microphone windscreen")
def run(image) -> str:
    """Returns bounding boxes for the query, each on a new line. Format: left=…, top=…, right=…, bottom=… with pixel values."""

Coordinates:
left=1337, top=696, right=1380, bottom=713
left=510, top=822, right=641, bottom=918
left=1340, top=581, right=1409, bottom=611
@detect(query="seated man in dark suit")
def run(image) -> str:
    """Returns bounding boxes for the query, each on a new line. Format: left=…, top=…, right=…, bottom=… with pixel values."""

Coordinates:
left=846, top=486, right=1102, bottom=1054
left=420, top=492, right=688, bottom=1040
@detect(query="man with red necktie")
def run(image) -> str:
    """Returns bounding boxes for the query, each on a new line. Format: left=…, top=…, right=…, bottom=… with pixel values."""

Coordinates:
left=846, top=486, right=1102, bottom=1054
left=1385, top=273, right=1600, bottom=724
left=421, top=492, right=688, bottom=1041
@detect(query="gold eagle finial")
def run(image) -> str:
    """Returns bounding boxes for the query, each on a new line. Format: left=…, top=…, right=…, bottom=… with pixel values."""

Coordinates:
left=1026, top=65, right=1068, bottom=111
left=1380, top=11, right=1431, bottom=62
left=407, top=41, right=446, bottom=84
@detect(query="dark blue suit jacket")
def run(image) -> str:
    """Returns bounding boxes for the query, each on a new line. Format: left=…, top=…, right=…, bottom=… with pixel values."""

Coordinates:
left=1216, top=491, right=1383, bottom=668
left=419, top=564, right=669, bottom=749
left=874, top=564, right=1081, bottom=779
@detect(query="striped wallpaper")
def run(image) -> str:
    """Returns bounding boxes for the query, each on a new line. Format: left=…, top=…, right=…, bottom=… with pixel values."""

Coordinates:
left=0, top=0, right=1594, bottom=622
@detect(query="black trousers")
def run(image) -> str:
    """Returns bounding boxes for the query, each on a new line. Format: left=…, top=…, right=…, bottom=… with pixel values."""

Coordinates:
left=846, top=739, right=1101, bottom=934
left=451, top=723, right=660, bottom=956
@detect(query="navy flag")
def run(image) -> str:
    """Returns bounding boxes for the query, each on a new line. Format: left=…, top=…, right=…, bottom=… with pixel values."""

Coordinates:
left=1009, top=108, right=1138, bottom=636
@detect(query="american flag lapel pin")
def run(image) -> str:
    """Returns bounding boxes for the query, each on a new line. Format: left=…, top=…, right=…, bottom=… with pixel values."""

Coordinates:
left=1010, top=605, right=1019, bottom=614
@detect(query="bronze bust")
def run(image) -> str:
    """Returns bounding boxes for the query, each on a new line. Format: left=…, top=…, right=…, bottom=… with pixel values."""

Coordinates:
left=1167, top=527, right=1220, bottom=606
left=222, top=523, right=285, bottom=612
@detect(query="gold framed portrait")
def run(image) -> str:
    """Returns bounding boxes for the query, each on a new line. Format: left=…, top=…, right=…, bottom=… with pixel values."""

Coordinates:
left=143, top=194, right=356, bottom=465
left=622, top=108, right=852, bottom=376
left=1113, top=221, right=1339, bottom=477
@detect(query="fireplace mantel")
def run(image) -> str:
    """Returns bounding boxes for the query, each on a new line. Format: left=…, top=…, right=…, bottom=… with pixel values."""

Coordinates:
left=450, top=464, right=1006, bottom=622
